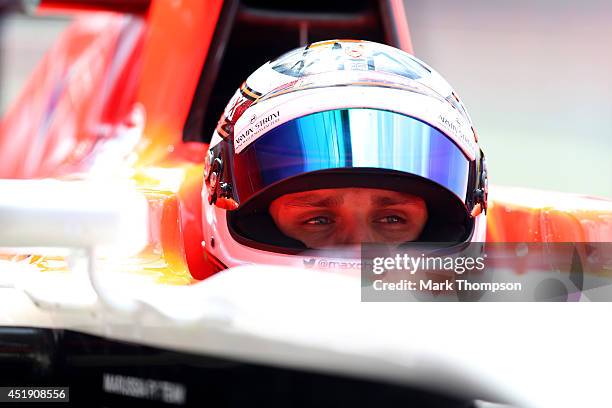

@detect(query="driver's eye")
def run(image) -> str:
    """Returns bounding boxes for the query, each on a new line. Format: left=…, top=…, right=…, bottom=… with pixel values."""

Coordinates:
left=375, top=215, right=406, bottom=224
left=304, top=216, right=333, bottom=225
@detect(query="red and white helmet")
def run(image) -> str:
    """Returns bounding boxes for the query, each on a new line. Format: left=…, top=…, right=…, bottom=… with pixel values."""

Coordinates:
left=202, top=40, right=488, bottom=274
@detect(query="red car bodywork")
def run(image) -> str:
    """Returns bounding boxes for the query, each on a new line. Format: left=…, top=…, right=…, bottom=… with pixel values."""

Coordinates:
left=1, top=0, right=610, bottom=281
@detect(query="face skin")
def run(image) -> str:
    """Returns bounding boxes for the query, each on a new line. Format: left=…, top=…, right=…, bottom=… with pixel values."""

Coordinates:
left=269, top=188, right=428, bottom=249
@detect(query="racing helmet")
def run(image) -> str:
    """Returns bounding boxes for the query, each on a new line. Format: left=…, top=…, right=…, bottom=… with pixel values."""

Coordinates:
left=201, top=40, right=488, bottom=275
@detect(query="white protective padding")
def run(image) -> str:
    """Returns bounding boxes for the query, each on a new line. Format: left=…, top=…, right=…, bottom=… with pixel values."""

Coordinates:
left=0, top=179, right=148, bottom=255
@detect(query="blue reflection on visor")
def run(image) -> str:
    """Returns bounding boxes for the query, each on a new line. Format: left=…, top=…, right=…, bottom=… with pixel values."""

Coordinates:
left=233, top=109, right=470, bottom=202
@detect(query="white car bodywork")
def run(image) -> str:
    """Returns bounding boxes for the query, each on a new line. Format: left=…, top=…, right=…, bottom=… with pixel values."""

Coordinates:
left=0, top=179, right=610, bottom=408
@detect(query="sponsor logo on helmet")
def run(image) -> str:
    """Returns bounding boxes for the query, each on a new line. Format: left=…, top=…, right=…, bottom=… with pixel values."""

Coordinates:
left=437, top=113, right=477, bottom=158
left=235, top=110, right=281, bottom=151
left=302, top=258, right=361, bottom=270
left=344, top=44, right=365, bottom=58
left=438, top=114, right=461, bottom=136
left=303, top=258, right=316, bottom=268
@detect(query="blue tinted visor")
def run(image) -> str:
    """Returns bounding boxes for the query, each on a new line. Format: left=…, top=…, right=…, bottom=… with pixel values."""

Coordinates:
left=231, top=109, right=471, bottom=205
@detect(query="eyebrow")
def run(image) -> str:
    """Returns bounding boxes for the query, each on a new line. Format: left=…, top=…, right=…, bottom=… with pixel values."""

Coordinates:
left=370, top=195, right=421, bottom=207
left=285, top=194, right=344, bottom=208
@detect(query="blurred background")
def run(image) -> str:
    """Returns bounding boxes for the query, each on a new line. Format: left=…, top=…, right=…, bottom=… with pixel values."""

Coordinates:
left=0, top=13, right=67, bottom=113
left=1, top=1, right=611, bottom=197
